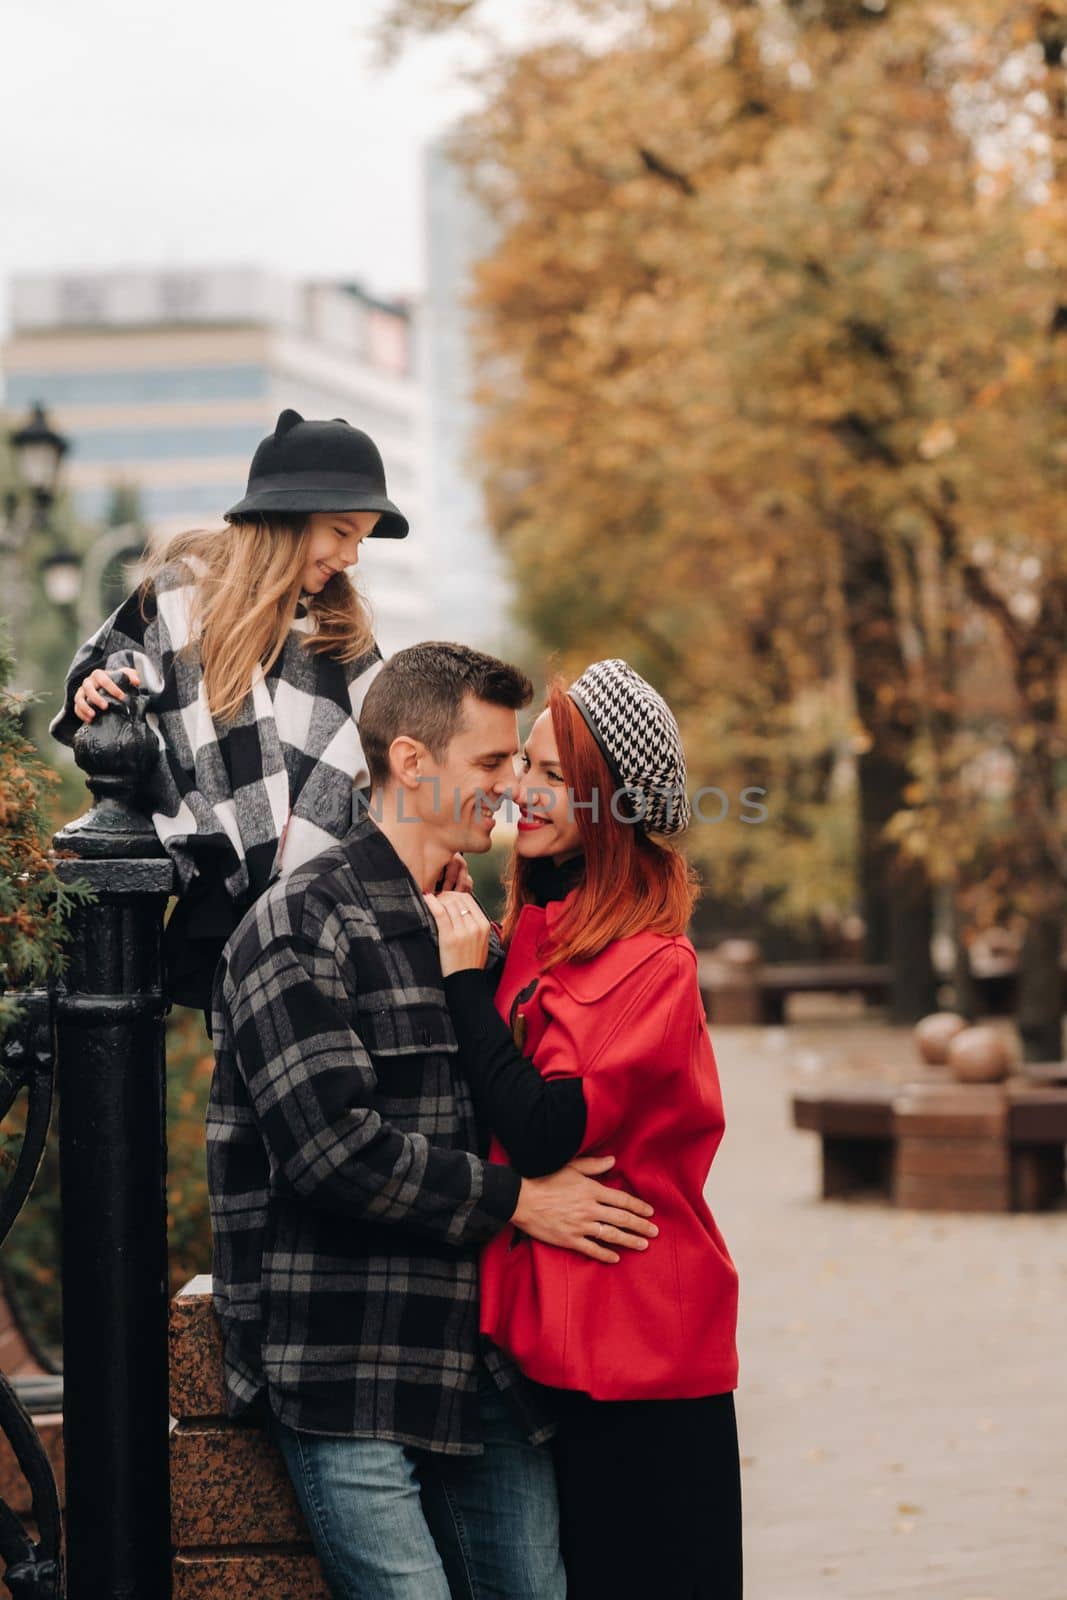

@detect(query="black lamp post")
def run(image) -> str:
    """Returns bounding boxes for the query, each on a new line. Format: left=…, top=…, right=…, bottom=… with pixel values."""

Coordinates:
left=41, top=548, right=83, bottom=609
left=9, top=403, right=68, bottom=514
left=2, top=402, right=74, bottom=698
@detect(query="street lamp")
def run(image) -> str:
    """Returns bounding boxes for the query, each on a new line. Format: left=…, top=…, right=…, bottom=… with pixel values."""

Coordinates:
left=10, top=402, right=68, bottom=508
left=3, top=407, right=146, bottom=704
left=2, top=401, right=72, bottom=704
left=74, top=523, right=147, bottom=638
left=41, top=548, right=83, bottom=608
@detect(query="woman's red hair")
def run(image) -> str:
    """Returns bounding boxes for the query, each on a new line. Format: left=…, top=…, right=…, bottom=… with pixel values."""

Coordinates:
left=500, top=677, right=699, bottom=968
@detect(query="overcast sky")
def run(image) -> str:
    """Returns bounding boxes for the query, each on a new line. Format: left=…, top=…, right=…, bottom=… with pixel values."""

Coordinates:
left=0, top=0, right=535, bottom=328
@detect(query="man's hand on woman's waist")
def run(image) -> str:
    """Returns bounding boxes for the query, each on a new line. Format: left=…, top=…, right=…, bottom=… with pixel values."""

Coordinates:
left=510, top=1155, right=658, bottom=1264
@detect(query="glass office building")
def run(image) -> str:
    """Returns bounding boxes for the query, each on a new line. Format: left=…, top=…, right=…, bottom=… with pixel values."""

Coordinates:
left=2, top=267, right=428, bottom=652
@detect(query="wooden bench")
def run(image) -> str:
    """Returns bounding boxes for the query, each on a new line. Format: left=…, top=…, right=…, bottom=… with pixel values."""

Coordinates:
left=792, top=1079, right=1067, bottom=1212
left=170, top=1277, right=329, bottom=1599
left=700, top=949, right=1050, bottom=1026
left=791, top=1083, right=897, bottom=1198
left=701, top=957, right=892, bottom=1026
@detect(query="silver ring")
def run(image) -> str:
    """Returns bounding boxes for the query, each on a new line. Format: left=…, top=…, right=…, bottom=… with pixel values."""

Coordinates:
left=596, top=1222, right=604, bottom=1239
left=460, top=908, right=472, bottom=917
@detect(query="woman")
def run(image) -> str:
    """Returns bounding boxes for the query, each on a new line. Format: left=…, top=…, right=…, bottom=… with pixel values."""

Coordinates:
left=51, top=408, right=468, bottom=1013
left=425, top=658, right=742, bottom=1600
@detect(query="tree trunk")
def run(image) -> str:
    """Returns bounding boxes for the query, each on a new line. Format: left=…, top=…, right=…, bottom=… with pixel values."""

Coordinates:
left=1013, top=631, right=1066, bottom=1062
left=1017, top=911, right=1064, bottom=1062
left=857, top=751, right=893, bottom=964
left=886, top=856, right=940, bottom=1023
left=843, top=527, right=938, bottom=1017
left=950, top=898, right=981, bottom=1023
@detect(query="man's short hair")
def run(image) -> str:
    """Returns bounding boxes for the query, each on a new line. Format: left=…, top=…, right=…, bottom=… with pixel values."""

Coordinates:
left=358, top=641, right=534, bottom=787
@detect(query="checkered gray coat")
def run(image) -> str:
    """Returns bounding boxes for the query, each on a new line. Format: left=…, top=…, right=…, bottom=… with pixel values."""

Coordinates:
left=207, top=812, right=554, bottom=1455
left=49, top=558, right=383, bottom=905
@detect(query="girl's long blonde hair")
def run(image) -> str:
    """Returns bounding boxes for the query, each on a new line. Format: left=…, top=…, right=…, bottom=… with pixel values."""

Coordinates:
left=143, top=515, right=375, bottom=723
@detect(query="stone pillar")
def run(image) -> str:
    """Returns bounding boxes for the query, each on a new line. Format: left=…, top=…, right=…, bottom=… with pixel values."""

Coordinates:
left=169, top=1280, right=328, bottom=1599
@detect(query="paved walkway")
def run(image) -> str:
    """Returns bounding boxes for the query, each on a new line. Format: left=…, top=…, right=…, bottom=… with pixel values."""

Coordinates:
left=707, top=1016, right=1067, bottom=1600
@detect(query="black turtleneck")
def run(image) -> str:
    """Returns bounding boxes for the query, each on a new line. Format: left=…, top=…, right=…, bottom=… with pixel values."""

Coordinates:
left=524, top=850, right=586, bottom=908
left=443, top=855, right=588, bottom=1177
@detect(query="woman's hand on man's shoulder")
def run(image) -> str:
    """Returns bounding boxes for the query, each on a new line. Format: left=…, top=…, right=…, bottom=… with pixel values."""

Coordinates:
left=424, top=888, right=491, bottom=977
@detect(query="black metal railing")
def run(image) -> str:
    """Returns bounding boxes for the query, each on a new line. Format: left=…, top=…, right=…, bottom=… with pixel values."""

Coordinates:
left=0, top=1369, right=63, bottom=1600
left=0, top=990, right=62, bottom=1600
left=0, top=676, right=175, bottom=1600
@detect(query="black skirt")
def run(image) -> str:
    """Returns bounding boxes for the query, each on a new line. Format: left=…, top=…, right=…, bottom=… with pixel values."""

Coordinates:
left=551, top=1389, right=743, bottom=1600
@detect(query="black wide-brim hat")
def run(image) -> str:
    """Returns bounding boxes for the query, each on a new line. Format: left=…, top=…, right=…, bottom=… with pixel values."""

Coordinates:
left=224, top=408, right=409, bottom=538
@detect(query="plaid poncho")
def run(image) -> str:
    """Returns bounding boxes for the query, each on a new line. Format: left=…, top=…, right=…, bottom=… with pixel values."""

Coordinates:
left=50, top=559, right=383, bottom=909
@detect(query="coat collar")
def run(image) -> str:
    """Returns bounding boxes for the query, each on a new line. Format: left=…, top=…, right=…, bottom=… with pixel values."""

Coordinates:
left=515, top=890, right=671, bottom=1001
left=515, top=887, right=580, bottom=929
left=512, top=888, right=579, bottom=930
left=544, top=888, right=580, bottom=927
left=341, top=811, right=437, bottom=941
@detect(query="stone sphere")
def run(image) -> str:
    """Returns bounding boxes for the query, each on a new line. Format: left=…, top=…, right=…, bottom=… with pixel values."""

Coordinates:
left=946, top=1025, right=1013, bottom=1084
left=914, top=1011, right=968, bottom=1066
left=715, top=939, right=762, bottom=968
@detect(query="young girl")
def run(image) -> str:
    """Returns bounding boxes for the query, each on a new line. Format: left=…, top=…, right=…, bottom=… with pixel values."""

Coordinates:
left=52, top=408, right=466, bottom=1012
left=425, top=658, right=743, bottom=1600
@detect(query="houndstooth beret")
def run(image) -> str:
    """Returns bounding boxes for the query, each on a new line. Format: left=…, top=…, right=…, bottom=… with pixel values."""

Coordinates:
left=567, top=659, right=691, bottom=837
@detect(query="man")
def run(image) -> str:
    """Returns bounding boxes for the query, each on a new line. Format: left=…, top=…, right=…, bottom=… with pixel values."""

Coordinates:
left=207, top=641, right=657, bottom=1600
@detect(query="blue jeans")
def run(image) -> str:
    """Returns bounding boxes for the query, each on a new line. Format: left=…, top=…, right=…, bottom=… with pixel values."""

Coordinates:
left=267, top=1370, right=565, bottom=1600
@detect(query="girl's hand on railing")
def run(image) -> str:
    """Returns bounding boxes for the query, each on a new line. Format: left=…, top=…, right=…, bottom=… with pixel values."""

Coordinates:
left=73, top=667, right=141, bottom=722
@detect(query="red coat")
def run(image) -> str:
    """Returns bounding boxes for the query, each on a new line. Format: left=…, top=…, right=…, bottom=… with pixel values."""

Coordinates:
left=480, top=892, right=740, bottom=1400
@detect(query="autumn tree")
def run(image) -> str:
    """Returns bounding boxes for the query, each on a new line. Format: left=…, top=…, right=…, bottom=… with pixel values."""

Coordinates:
left=0, top=634, right=92, bottom=1040
left=385, top=0, right=1067, bottom=1040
